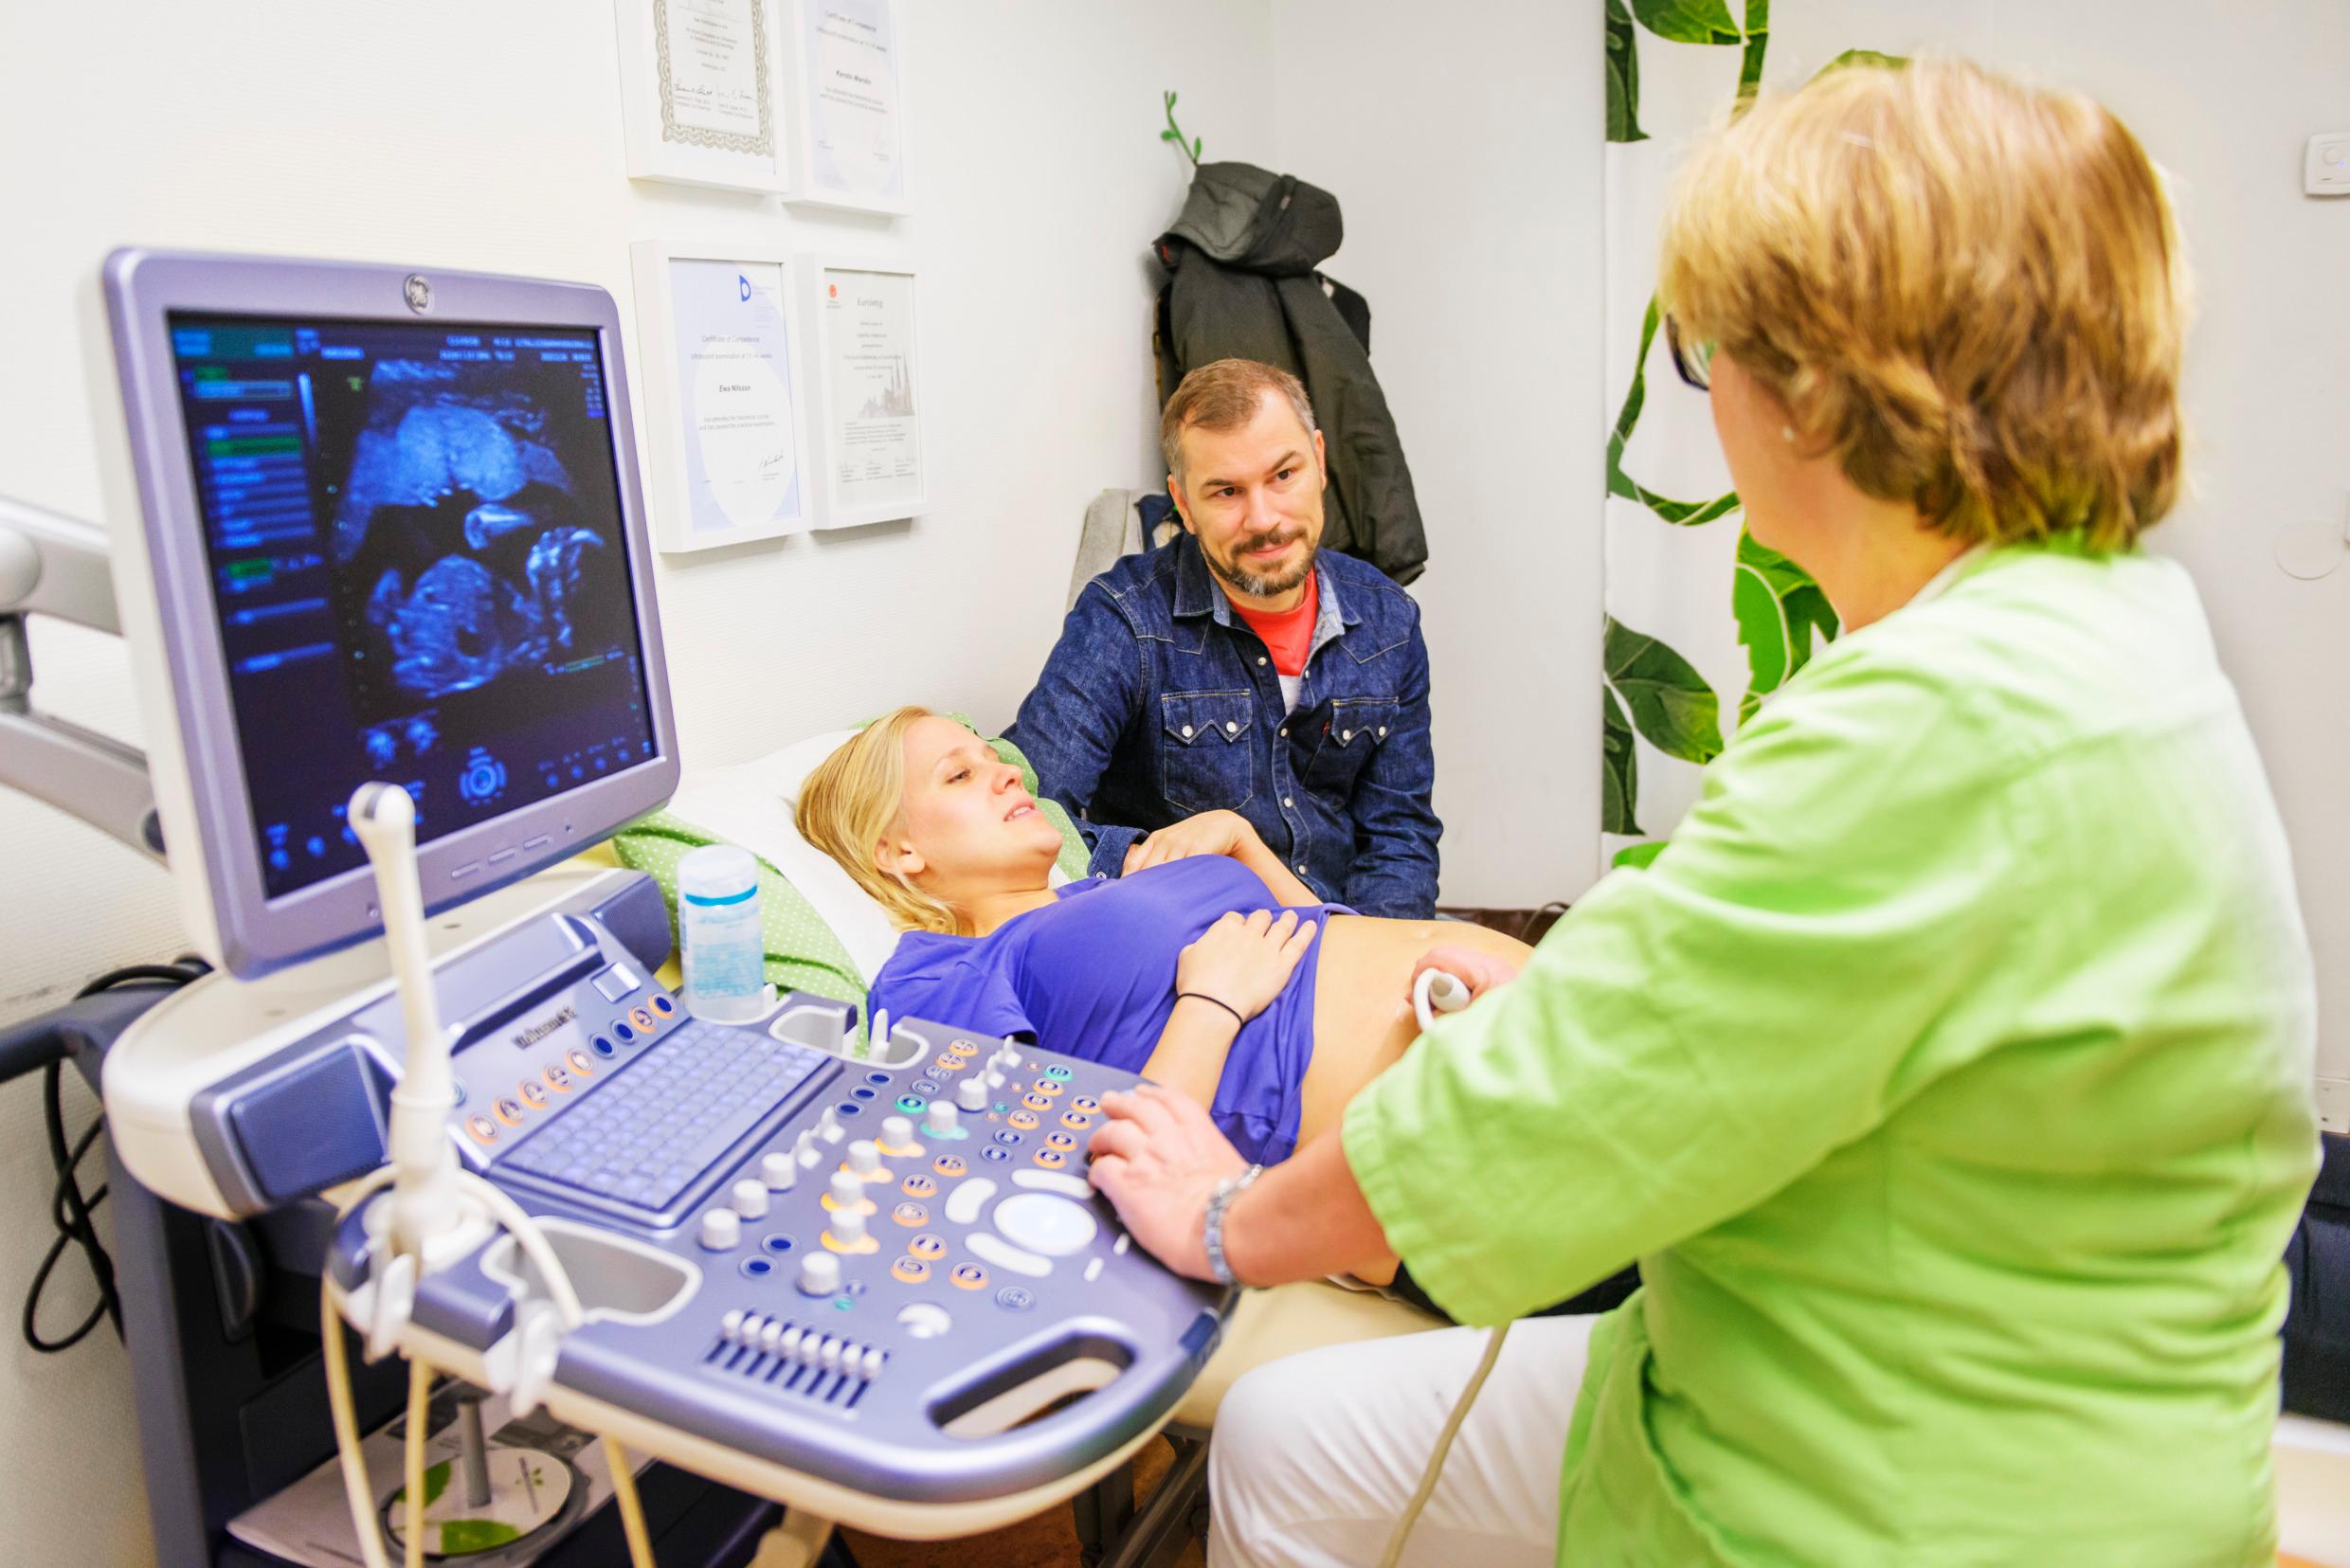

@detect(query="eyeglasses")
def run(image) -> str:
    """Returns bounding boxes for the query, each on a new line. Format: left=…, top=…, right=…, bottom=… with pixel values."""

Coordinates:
left=1664, top=315, right=1714, bottom=392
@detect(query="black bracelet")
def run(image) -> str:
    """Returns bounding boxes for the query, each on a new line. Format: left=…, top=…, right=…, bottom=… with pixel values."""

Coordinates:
left=1175, top=992, right=1246, bottom=1028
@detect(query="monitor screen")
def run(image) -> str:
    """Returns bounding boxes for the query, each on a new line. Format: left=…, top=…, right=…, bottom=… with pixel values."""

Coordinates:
left=163, top=313, right=658, bottom=902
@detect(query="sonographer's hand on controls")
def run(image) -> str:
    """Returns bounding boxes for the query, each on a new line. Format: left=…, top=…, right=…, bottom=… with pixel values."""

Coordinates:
left=1176, top=909, right=1317, bottom=1024
left=1124, top=809, right=1262, bottom=874
left=1408, top=944, right=1521, bottom=1008
left=1086, top=1083, right=1246, bottom=1283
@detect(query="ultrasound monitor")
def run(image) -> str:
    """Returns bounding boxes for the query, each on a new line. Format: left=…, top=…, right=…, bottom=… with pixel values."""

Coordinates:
left=100, top=250, right=679, bottom=978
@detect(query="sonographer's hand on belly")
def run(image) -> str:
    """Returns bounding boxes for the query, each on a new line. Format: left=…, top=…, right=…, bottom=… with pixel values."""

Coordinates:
left=1177, top=909, right=1318, bottom=1023
left=1409, top=944, right=1521, bottom=1008
left=1086, top=1083, right=1246, bottom=1282
left=1124, top=809, right=1261, bottom=874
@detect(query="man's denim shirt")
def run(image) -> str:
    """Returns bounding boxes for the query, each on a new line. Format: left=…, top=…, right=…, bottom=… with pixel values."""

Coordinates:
left=1008, top=532, right=1440, bottom=917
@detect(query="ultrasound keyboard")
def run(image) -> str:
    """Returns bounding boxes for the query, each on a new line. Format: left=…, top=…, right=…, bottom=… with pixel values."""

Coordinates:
left=497, top=1019, right=831, bottom=1222
left=313, top=890, right=1232, bottom=1507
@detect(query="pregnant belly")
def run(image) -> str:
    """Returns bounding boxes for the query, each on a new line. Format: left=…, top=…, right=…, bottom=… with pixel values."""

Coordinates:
left=1294, top=914, right=1538, bottom=1149
left=1294, top=914, right=1448, bottom=1146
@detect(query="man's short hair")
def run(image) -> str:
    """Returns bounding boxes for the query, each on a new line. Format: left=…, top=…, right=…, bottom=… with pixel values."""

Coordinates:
left=1161, top=359, right=1318, bottom=485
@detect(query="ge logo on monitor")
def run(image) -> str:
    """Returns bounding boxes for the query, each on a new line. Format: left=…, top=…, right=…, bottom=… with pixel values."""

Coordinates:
left=402, top=273, right=433, bottom=314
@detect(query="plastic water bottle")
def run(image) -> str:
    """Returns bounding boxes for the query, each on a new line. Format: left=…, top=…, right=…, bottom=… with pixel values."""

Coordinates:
left=678, top=844, right=769, bottom=1024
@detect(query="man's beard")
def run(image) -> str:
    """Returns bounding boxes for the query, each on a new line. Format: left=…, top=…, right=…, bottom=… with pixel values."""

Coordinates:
left=1205, top=532, right=1314, bottom=598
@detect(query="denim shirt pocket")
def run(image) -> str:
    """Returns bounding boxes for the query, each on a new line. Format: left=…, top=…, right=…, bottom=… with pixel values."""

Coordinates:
left=1302, top=695, right=1398, bottom=794
left=1160, top=690, right=1256, bottom=813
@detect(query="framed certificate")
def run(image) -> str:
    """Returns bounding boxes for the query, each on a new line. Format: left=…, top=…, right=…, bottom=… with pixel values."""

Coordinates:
left=780, top=0, right=912, bottom=215
left=804, top=258, right=927, bottom=529
left=630, top=241, right=819, bottom=551
left=613, top=0, right=793, bottom=193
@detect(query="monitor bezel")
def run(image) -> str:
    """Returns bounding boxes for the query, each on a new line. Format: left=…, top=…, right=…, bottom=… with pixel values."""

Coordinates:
left=102, top=248, right=680, bottom=979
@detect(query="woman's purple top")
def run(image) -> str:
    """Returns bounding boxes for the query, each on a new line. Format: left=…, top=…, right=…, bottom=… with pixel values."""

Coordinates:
left=866, top=856, right=1341, bottom=1165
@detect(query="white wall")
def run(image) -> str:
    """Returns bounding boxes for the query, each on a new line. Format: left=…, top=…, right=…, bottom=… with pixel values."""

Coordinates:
left=1988, top=1, right=2350, bottom=1122
left=0, top=4, right=1275, bottom=1561
left=1269, top=0, right=1608, bottom=910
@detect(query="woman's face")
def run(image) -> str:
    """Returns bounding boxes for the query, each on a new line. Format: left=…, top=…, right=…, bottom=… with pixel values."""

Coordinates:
left=886, top=715, right=1065, bottom=892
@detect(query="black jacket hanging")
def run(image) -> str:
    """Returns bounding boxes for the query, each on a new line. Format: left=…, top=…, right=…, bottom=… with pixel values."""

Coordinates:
left=1153, top=162, right=1428, bottom=586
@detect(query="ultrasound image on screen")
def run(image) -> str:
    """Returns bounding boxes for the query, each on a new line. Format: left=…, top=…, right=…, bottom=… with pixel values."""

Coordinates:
left=168, top=315, right=655, bottom=900
left=317, top=360, right=630, bottom=711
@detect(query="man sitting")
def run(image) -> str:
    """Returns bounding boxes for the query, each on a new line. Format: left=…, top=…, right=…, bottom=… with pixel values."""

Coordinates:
left=1009, top=358, right=1439, bottom=917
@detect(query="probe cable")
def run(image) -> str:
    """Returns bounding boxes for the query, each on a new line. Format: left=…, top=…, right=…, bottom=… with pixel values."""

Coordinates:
left=322, top=1166, right=658, bottom=1568
left=1374, top=966, right=1509, bottom=1568
left=1373, top=1321, right=1510, bottom=1568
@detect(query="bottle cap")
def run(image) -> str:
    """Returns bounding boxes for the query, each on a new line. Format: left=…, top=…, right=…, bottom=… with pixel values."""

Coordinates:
left=678, top=844, right=759, bottom=906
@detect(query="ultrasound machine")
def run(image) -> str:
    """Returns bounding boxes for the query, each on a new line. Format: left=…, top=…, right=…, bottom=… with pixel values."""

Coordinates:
left=0, top=250, right=1231, bottom=1567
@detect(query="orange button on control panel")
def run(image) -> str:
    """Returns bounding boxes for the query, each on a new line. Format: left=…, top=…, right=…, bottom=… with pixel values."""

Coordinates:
left=465, top=1115, right=498, bottom=1144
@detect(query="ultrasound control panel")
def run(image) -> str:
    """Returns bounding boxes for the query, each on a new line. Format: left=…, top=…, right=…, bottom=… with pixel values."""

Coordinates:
left=312, top=883, right=1232, bottom=1505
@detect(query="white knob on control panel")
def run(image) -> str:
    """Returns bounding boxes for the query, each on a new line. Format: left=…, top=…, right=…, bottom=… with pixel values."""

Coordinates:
left=924, top=1101, right=960, bottom=1138
left=698, top=1209, right=741, bottom=1251
left=985, top=1069, right=1007, bottom=1090
left=829, top=1169, right=865, bottom=1210
left=956, top=1077, right=988, bottom=1112
left=819, top=1337, right=844, bottom=1372
left=881, top=1115, right=914, bottom=1147
left=793, top=1130, right=822, bottom=1168
left=760, top=1319, right=786, bottom=1353
left=797, top=1251, right=841, bottom=1297
left=731, top=1179, right=769, bottom=1219
left=998, top=1043, right=1023, bottom=1071
left=859, top=1345, right=887, bottom=1379
left=778, top=1325, right=804, bottom=1361
left=761, top=1151, right=797, bottom=1191
left=829, top=1206, right=868, bottom=1246
left=720, top=1307, right=746, bottom=1343
left=847, top=1139, right=881, bottom=1176
left=818, top=1106, right=845, bottom=1144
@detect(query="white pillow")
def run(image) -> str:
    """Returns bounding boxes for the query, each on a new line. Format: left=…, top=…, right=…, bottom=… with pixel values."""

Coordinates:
left=672, top=728, right=1067, bottom=987
left=672, top=730, right=892, bottom=981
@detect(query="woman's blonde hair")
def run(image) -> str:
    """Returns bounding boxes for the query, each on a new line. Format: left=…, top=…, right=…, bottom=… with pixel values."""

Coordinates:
left=1658, top=57, right=2187, bottom=550
left=794, top=706, right=967, bottom=936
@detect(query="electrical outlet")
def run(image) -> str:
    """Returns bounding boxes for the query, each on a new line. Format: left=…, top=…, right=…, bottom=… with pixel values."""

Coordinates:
left=2308, top=133, right=2350, bottom=196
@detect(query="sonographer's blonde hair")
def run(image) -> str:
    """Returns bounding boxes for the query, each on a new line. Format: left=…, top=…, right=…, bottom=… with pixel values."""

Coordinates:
left=794, top=707, right=967, bottom=936
left=1658, top=57, right=2187, bottom=550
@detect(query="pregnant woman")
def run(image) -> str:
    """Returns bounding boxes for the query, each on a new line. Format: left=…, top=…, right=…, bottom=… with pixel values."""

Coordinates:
left=796, top=708, right=1528, bottom=1180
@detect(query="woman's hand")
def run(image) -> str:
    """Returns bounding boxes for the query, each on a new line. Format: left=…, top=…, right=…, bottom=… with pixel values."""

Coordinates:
left=1409, top=943, right=1522, bottom=1009
left=1086, top=1084, right=1249, bottom=1282
left=1124, top=809, right=1262, bottom=874
left=1177, top=909, right=1317, bottom=1023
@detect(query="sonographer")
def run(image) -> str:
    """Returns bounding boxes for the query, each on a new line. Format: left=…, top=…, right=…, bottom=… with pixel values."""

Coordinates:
left=1086, top=59, right=2322, bottom=1567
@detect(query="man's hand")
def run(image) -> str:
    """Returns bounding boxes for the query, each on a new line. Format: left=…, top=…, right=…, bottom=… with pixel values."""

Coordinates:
left=1177, top=909, right=1317, bottom=1023
left=1086, top=1084, right=1249, bottom=1282
left=1409, top=943, right=1523, bottom=1009
left=1124, top=809, right=1261, bottom=874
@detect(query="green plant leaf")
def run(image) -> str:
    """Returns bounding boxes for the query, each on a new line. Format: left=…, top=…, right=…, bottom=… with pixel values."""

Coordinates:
left=1631, top=0, right=1740, bottom=45
left=1602, top=685, right=1642, bottom=836
left=1194, top=135, right=1203, bottom=158
left=1605, top=616, right=1724, bottom=764
left=1735, top=0, right=1770, bottom=110
left=1166, top=90, right=1178, bottom=107
left=1605, top=297, right=1742, bottom=526
left=1813, top=47, right=1907, bottom=80
left=1604, top=0, right=1648, bottom=143
left=1729, top=528, right=1837, bottom=726
left=1613, top=839, right=1667, bottom=871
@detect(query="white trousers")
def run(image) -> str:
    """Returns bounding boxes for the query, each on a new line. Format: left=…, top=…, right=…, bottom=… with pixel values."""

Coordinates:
left=1205, top=1314, right=1595, bottom=1568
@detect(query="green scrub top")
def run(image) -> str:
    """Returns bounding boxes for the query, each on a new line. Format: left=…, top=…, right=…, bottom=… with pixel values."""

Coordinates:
left=1345, top=543, right=2320, bottom=1566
